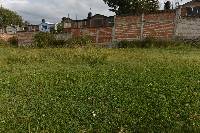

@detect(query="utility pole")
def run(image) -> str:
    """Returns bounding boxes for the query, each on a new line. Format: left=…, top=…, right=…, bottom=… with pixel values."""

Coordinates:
left=0, top=0, right=3, bottom=33
left=0, top=0, right=3, bottom=8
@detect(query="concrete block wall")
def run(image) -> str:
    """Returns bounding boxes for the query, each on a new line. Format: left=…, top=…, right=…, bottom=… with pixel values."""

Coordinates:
left=175, top=18, right=200, bottom=39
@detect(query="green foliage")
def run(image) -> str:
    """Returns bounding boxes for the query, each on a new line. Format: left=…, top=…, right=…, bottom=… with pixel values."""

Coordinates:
left=116, top=38, right=187, bottom=48
left=8, top=36, right=18, bottom=47
left=0, top=39, right=7, bottom=45
left=56, top=23, right=64, bottom=33
left=164, top=1, right=172, bottom=10
left=103, top=0, right=159, bottom=15
left=80, top=48, right=108, bottom=66
left=0, top=47, right=200, bottom=132
left=34, top=32, right=56, bottom=48
left=34, top=32, right=93, bottom=48
left=66, top=36, right=93, bottom=48
left=0, top=7, right=23, bottom=27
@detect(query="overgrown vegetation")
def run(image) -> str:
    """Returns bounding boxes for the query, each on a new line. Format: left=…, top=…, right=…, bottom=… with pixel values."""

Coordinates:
left=103, top=0, right=159, bottom=15
left=8, top=36, right=18, bottom=47
left=115, top=38, right=199, bottom=49
left=0, top=46, right=199, bottom=132
left=33, top=32, right=93, bottom=48
left=0, top=7, right=23, bottom=28
left=66, top=35, right=93, bottom=48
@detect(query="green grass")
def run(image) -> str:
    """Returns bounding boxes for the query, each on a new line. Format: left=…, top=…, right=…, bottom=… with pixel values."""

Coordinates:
left=0, top=46, right=199, bottom=132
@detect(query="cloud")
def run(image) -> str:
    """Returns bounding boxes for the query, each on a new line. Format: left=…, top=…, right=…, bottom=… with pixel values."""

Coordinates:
left=2, top=0, right=191, bottom=24
left=2, top=0, right=115, bottom=24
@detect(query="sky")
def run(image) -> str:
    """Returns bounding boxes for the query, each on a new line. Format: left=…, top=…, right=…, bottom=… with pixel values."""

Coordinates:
left=1, top=0, right=191, bottom=24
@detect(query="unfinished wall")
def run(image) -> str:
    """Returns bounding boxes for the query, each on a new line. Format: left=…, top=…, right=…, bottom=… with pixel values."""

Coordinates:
left=115, top=16, right=141, bottom=40
left=0, top=34, right=14, bottom=41
left=115, top=12, right=176, bottom=41
left=175, top=18, right=200, bottom=39
left=17, top=32, right=38, bottom=46
left=70, top=27, right=113, bottom=43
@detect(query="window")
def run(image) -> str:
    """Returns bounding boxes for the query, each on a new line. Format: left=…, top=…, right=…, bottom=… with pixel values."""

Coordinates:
left=186, top=7, right=192, bottom=16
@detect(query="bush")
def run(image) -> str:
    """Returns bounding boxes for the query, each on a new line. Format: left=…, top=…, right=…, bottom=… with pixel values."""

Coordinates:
left=116, top=38, right=186, bottom=49
left=34, top=32, right=93, bottom=48
left=80, top=49, right=107, bottom=66
left=53, top=39, right=66, bottom=47
left=0, top=39, right=7, bottom=45
left=8, top=36, right=18, bottom=47
left=66, top=35, right=93, bottom=48
left=34, top=32, right=56, bottom=48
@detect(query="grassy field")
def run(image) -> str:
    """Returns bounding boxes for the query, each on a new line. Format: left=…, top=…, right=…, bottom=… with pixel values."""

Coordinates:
left=0, top=46, right=199, bottom=132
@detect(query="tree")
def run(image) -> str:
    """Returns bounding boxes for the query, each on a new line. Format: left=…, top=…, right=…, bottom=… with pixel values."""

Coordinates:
left=56, top=23, right=64, bottom=33
left=164, top=1, right=171, bottom=10
left=0, top=7, right=23, bottom=28
left=103, top=0, right=159, bottom=15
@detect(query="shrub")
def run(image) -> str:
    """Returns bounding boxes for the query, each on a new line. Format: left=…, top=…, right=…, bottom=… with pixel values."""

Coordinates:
left=116, top=38, right=187, bottom=49
left=80, top=49, right=107, bottom=66
left=34, top=32, right=56, bottom=48
left=34, top=32, right=93, bottom=48
left=66, top=35, right=93, bottom=48
left=116, top=40, right=131, bottom=48
left=8, top=36, right=18, bottom=47
left=53, top=39, right=66, bottom=47
left=0, top=39, right=7, bottom=45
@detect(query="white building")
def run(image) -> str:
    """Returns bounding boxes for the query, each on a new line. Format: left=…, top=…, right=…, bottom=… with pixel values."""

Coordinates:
left=6, top=26, right=17, bottom=34
left=39, top=19, right=55, bottom=32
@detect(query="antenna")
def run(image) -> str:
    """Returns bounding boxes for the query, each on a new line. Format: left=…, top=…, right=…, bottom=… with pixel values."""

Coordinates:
left=0, top=0, right=3, bottom=8
left=76, top=14, right=78, bottom=28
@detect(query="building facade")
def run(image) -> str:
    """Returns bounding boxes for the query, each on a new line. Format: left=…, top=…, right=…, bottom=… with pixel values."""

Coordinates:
left=39, top=19, right=55, bottom=32
left=63, top=13, right=114, bottom=30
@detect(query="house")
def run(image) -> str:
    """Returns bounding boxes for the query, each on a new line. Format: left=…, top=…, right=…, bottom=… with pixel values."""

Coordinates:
left=26, top=25, right=39, bottom=32
left=62, top=13, right=114, bottom=30
left=0, top=28, right=4, bottom=34
left=39, top=19, right=55, bottom=32
left=6, top=26, right=17, bottom=34
left=89, top=14, right=114, bottom=27
left=178, top=0, right=200, bottom=17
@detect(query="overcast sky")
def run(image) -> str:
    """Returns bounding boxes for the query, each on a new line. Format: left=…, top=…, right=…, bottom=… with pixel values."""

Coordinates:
left=1, top=0, right=191, bottom=24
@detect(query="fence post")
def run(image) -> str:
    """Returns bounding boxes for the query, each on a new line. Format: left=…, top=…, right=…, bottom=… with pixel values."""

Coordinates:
left=140, top=13, right=144, bottom=40
left=112, top=15, right=116, bottom=42
left=174, top=6, right=182, bottom=38
left=96, top=28, right=99, bottom=43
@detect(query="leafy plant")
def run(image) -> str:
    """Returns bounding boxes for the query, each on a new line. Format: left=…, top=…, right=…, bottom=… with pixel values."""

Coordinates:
left=0, top=47, right=200, bottom=132
left=0, top=7, right=23, bottom=28
left=8, top=36, right=18, bottom=47
left=34, top=32, right=56, bottom=48
left=66, top=35, right=93, bottom=48
left=116, top=38, right=188, bottom=48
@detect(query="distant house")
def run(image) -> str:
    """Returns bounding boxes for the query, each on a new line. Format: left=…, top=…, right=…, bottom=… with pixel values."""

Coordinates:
left=62, top=13, right=114, bottom=30
left=179, top=0, right=200, bottom=17
left=39, top=19, right=55, bottom=32
left=6, top=26, right=17, bottom=34
left=0, top=28, right=4, bottom=34
left=26, top=25, right=39, bottom=32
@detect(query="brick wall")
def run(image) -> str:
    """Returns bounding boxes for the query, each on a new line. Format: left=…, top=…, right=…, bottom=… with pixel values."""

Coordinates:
left=67, top=27, right=113, bottom=43
left=17, top=32, right=38, bottom=46
left=0, top=34, right=14, bottom=41
left=115, top=12, right=176, bottom=41
left=115, top=16, right=141, bottom=40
